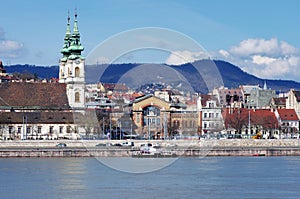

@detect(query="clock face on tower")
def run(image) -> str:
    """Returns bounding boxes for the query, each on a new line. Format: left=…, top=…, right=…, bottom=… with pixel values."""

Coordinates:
left=75, top=59, right=80, bottom=64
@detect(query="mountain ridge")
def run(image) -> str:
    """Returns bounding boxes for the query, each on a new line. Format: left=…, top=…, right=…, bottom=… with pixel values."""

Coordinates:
left=4, top=60, right=300, bottom=93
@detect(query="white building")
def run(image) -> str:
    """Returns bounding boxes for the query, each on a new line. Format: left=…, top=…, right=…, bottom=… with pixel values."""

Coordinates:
left=286, top=89, right=300, bottom=119
left=197, top=94, right=223, bottom=134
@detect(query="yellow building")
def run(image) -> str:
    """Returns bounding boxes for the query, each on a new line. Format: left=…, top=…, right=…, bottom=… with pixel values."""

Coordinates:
left=129, top=95, right=200, bottom=139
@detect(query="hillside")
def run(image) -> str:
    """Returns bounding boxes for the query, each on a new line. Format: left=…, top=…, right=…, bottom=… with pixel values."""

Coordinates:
left=5, top=65, right=59, bottom=80
left=4, top=60, right=300, bottom=93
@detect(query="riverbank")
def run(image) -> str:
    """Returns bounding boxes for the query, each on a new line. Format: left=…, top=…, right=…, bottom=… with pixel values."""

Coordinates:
left=0, top=139, right=300, bottom=157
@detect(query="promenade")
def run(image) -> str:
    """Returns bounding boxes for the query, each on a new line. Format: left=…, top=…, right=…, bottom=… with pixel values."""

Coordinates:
left=0, top=139, right=300, bottom=157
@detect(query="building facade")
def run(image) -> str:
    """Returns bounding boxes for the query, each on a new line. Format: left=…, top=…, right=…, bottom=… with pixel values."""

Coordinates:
left=241, top=83, right=276, bottom=109
left=286, top=89, right=300, bottom=119
left=58, top=12, right=85, bottom=110
left=198, top=94, right=223, bottom=134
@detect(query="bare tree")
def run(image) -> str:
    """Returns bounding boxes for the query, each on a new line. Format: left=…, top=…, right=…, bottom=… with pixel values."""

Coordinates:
left=224, top=108, right=248, bottom=135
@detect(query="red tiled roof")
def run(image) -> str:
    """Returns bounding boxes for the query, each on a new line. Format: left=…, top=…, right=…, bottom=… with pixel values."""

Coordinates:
left=223, top=108, right=278, bottom=129
left=200, top=94, right=218, bottom=106
left=103, top=83, right=128, bottom=92
left=277, top=109, right=299, bottom=121
left=132, top=92, right=144, bottom=99
left=0, top=82, right=69, bottom=109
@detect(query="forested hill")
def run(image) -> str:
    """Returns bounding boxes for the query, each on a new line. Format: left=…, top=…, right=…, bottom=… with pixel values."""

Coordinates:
left=4, top=60, right=300, bottom=93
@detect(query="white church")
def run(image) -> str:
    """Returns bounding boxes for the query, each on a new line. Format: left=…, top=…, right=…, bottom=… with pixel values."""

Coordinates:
left=0, top=12, right=87, bottom=140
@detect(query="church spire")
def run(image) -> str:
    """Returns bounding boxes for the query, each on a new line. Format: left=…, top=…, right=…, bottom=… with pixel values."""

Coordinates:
left=73, top=8, right=79, bottom=35
left=66, top=11, right=71, bottom=36
left=68, top=9, right=84, bottom=60
left=263, top=81, right=268, bottom=90
left=60, top=11, right=71, bottom=61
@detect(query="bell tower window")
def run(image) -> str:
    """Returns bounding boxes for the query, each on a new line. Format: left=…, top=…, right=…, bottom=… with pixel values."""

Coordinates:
left=75, top=67, right=80, bottom=77
left=75, top=92, right=80, bottom=103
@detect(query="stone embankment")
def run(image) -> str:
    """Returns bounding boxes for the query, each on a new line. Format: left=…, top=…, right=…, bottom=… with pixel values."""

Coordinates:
left=0, top=139, right=300, bottom=157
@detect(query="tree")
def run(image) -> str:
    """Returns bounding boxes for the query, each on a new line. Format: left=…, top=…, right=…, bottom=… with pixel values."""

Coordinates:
left=223, top=108, right=248, bottom=134
left=13, top=71, right=38, bottom=81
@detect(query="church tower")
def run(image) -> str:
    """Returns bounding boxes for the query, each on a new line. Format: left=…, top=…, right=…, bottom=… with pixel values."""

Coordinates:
left=59, top=11, right=85, bottom=110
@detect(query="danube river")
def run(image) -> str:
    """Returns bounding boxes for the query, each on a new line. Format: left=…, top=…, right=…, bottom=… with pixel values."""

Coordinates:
left=1, top=156, right=300, bottom=199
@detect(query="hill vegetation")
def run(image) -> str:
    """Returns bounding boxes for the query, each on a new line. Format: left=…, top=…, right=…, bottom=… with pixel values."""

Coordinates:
left=4, top=60, right=300, bottom=93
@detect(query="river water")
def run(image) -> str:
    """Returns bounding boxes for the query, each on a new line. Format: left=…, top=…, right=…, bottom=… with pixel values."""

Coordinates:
left=1, top=156, right=300, bottom=199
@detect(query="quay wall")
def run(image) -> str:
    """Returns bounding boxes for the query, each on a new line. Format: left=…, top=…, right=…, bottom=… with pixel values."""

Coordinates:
left=0, top=139, right=300, bottom=157
left=1, top=139, right=300, bottom=148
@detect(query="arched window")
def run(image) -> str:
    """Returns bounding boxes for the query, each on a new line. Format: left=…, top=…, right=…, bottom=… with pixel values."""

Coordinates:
left=75, top=67, right=80, bottom=77
left=68, top=67, right=72, bottom=75
left=173, top=120, right=180, bottom=128
left=75, top=92, right=80, bottom=103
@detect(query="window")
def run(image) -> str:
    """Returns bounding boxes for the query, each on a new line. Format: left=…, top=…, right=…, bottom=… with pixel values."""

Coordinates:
left=67, top=126, right=71, bottom=133
left=75, top=67, right=80, bottom=77
left=75, top=92, right=80, bottom=103
left=157, top=118, right=160, bottom=125
left=9, top=126, right=13, bottom=134
left=189, top=121, right=193, bottom=128
left=49, top=126, right=53, bottom=134
left=204, top=113, right=207, bottom=118
left=59, top=126, right=63, bottom=134
left=38, top=126, right=42, bottom=134
left=173, top=120, right=180, bottom=128
left=26, top=126, right=31, bottom=134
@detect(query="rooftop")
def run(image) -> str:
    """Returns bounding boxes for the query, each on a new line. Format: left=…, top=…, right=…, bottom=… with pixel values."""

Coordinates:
left=0, top=82, right=70, bottom=109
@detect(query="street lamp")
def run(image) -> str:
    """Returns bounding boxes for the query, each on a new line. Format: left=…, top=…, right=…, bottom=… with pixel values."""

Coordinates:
left=148, top=116, right=151, bottom=140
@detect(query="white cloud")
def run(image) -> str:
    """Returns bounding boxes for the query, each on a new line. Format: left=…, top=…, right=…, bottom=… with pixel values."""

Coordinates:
left=251, top=55, right=276, bottom=65
left=0, top=27, right=25, bottom=59
left=215, top=38, right=300, bottom=81
left=219, top=49, right=229, bottom=58
left=0, top=40, right=24, bottom=58
left=280, top=41, right=299, bottom=55
left=165, top=50, right=209, bottom=65
left=230, top=38, right=279, bottom=56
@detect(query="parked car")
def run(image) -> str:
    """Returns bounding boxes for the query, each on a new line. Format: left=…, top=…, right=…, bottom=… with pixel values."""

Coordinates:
left=95, top=143, right=112, bottom=147
left=122, top=141, right=134, bottom=147
left=152, top=143, right=161, bottom=148
left=95, top=143, right=106, bottom=147
left=56, top=143, right=67, bottom=148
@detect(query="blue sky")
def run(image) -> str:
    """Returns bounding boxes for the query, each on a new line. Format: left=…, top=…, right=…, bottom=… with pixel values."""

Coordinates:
left=0, top=0, right=300, bottom=81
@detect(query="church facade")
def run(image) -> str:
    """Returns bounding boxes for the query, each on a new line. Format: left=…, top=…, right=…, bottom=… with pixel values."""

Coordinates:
left=0, top=12, right=85, bottom=140
left=59, top=12, right=85, bottom=110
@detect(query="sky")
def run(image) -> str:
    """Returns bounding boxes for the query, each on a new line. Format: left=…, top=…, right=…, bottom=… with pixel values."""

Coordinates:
left=0, top=0, right=300, bottom=82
